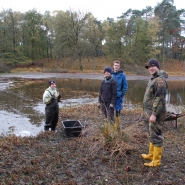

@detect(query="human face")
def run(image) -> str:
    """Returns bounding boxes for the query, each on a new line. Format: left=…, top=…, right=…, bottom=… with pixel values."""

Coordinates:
left=113, top=63, right=120, bottom=72
left=148, top=66, right=159, bottom=75
left=104, top=71, right=111, bottom=78
left=50, top=83, right=56, bottom=89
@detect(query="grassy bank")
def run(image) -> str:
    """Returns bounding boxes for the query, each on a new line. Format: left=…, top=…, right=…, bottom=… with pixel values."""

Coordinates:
left=0, top=104, right=185, bottom=184
left=11, top=57, right=185, bottom=76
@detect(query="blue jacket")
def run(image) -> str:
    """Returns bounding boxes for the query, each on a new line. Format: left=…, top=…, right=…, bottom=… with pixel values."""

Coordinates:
left=112, top=70, right=128, bottom=97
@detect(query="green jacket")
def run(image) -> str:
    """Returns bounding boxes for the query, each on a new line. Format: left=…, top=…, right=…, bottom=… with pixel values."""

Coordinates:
left=143, top=70, right=168, bottom=122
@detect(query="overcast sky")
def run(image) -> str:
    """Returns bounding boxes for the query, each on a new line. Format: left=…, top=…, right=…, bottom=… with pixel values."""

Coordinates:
left=1, top=0, right=183, bottom=21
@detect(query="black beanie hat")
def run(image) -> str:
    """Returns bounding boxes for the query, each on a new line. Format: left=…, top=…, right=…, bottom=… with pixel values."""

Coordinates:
left=104, top=66, right=112, bottom=73
left=145, top=58, right=160, bottom=69
left=49, top=80, right=56, bottom=85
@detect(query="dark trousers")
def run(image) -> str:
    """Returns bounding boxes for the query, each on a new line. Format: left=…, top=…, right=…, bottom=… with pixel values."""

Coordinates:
left=45, top=101, right=59, bottom=131
left=101, top=102, right=114, bottom=121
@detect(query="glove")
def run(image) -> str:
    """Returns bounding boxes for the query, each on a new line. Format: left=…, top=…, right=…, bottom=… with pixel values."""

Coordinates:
left=109, top=103, right=114, bottom=108
left=98, top=103, right=101, bottom=109
left=58, top=94, right=61, bottom=102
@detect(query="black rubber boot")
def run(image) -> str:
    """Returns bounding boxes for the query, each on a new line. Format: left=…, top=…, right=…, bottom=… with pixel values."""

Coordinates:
left=51, top=126, right=56, bottom=131
left=44, top=124, right=51, bottom=131
left=116, top=110, right=120, bottom=117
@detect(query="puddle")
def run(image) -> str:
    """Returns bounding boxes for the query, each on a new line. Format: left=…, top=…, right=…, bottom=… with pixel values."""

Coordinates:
left=61, top=97, right=98, bottom=107
left=0, top=110, right=43, bottom=137
left=0, top=80, right=14, bottom=90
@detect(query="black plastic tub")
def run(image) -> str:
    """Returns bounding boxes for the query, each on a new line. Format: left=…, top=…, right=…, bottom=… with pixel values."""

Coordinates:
left=62, top=120, right=84, bottom=137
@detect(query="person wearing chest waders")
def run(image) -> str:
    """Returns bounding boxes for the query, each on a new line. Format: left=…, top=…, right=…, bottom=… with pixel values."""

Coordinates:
left=43, top=80, right=61, bottom=131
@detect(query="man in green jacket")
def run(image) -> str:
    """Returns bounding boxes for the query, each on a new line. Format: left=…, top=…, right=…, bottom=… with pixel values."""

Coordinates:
left=142, top=58, right=168, bottom=167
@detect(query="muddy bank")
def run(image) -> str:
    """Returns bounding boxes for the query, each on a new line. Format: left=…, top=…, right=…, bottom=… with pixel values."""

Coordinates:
left=0, top=73, right=185, bottom=184
left=0, top=105, right=185, bottom=185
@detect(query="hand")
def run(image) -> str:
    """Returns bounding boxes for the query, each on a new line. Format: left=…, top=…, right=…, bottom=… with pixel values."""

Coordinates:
left=58, top=94, right=61, bottom=102
left=109, top=103, right=114, bottom=108
left=149, top=114, right=156, bottom=123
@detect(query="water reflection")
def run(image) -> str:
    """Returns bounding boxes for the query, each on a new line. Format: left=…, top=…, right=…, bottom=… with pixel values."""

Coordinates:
left=0, top=78, right=185, bottom=136
left=127, top=80, right=185, bottom=105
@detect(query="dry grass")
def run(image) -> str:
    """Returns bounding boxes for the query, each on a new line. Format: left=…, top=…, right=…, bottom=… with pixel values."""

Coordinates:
left=11, top=57, right=111, bottom=74
left=163, top=59, right=185, bottom=76
left=1, top=104, right=185, bottom=184
left=11, top=57, right=185, bottom=76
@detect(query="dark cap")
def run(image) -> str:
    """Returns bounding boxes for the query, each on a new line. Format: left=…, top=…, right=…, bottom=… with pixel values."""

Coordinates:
left=49, top=80, right=56, bottom=85
left=145, top=58, right=160, bottom=69
left=104, top=66, right=112, bottom=73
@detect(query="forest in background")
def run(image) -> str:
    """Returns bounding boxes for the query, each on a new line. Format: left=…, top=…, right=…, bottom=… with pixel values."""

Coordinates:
left=0, top=0, right=185, bottom=72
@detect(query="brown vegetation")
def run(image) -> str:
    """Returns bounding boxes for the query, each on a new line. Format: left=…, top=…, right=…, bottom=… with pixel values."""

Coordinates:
left=11, top=57, right=185, bottom=76
left=0, top=104, right=185, bottom=184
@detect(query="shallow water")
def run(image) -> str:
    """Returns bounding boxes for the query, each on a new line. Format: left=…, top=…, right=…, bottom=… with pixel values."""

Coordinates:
left=0, top=78, right=99, bottom=136
left=0, top=75, right=184, bottom=136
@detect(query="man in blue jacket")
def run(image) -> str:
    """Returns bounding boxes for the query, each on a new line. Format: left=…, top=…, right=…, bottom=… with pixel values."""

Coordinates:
left=112, top=60, right=128, bottom=130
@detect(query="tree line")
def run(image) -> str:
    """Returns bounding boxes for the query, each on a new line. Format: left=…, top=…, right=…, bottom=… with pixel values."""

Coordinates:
left=0, top=0, right=185, bottom=70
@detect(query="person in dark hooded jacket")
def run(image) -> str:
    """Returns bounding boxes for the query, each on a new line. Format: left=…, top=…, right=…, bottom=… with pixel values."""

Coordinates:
left=98, top=67, right=117, bottom=122
left=141, top=58, right=168, bottom=167
left=112, top=60, right=128, bottom=129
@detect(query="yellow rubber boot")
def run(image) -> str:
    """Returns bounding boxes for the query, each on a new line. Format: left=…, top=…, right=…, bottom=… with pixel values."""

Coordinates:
left=144, top=146, right=162, bottom=167
left=141, top=142, right=154, bottom=160
left=114, top=116, right=120, bottom=131
left=103, top=122, right=109, bottom=136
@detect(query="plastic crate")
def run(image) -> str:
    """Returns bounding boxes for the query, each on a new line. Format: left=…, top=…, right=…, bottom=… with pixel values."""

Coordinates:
left=62, top=120, right=84, bottom=137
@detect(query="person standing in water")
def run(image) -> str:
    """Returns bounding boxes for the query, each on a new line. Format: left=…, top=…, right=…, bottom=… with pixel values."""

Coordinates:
left=43, top=80, right=61, bottom=131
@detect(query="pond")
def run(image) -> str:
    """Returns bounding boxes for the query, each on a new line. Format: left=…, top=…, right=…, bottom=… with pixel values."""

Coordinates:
left=0, top=76, right=185, bottom=136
